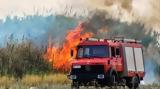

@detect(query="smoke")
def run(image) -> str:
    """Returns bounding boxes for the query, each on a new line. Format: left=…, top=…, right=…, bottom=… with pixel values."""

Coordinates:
left=83, top=11, right=151, bottom=41
left=1, top=0, right=160, bottom=31
left=86, top=0, right=160, bottom=31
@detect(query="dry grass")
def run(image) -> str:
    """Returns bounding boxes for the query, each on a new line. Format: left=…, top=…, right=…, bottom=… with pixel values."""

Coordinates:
left=0, top=74, right=159, bottom=89
left=21, top=75, right=43, bottom=86
left=42, top=74, right=70, bottom=84
left=21, top=74, right=70, bottom=86
left=0, top=74, right=70, bottom=88
left=0, top=76, right=15, bottom=87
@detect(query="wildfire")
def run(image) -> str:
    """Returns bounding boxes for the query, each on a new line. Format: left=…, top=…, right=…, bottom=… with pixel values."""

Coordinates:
left=45, top=23, right=93, bottom=72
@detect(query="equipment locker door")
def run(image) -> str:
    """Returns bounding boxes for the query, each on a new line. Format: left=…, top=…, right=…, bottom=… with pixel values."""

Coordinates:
left=123, top=47, right=136, bottom=76
left=133, top=48, right=144, bottom=72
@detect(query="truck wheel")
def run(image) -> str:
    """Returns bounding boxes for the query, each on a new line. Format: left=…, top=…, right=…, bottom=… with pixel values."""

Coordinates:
left=126, top=77, right=139, bottom=89
left=133, top=76, right=139, bottom=89
left=71, top=81, right=79, bottom=89
left=110, top=74, right=117, bottom=89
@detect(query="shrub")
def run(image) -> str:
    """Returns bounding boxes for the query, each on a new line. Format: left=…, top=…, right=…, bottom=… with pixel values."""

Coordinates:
left=0, top=39, right=53, bottom=78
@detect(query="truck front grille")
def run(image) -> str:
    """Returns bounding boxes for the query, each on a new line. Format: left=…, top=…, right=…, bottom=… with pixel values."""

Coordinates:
left=71, top=65, right=104, bottom=74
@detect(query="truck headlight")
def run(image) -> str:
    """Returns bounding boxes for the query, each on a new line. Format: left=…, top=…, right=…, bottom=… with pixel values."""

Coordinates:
left=69, top=75, right=77, bottom=80
left=73, top=65, right=81, bottom=69
left=97, top=74, right=104, bottom=79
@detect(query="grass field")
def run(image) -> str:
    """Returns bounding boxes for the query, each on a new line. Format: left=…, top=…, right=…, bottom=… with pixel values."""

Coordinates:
left=0, top=74, right=71, bottom=89
left=0, top=74, right=159, bottom=89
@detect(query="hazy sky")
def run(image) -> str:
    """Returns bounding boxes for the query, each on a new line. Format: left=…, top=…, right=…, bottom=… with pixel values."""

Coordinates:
left=0, top=0, right=90, bottom=21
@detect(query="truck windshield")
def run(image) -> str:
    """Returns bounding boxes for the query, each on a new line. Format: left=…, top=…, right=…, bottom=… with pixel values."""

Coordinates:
left=77, top=45, right=109, bottom=58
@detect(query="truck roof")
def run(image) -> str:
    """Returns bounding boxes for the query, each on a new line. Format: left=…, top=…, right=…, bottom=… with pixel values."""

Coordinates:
left=78, top=38, right=143, bottom=48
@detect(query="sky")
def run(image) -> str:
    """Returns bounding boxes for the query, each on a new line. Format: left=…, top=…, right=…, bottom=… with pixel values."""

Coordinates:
left=0, top=0, right=90, bottom=21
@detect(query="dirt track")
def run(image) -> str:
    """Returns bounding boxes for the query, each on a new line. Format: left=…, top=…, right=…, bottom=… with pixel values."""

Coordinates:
left=36, top=85, right=160, bottom=89
left=1, top=84, right=160, bottom=89
left=55, top=85, right=160, bottom=89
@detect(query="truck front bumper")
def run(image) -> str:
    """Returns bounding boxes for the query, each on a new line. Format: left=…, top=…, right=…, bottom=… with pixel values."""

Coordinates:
left=68, top=73, right=105, bottom=81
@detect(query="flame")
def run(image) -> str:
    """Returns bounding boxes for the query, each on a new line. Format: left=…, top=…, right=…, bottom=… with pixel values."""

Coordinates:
left=45, top=23, right=93, bottom=72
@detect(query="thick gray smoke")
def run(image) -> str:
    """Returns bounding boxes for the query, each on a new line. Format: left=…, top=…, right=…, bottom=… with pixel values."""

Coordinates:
left=86, top=0, right=160, bottom=31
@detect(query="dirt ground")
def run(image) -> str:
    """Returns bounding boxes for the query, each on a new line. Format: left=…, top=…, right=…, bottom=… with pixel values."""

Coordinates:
left=1, top=84, right=160, bottom=89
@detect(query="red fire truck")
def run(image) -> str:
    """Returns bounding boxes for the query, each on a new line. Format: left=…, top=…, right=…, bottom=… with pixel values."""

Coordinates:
left=68, top=37, right=145, bottom=89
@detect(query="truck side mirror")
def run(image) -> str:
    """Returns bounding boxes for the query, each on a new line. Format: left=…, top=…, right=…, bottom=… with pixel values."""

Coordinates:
left=70, top=50, right=74, bottom=57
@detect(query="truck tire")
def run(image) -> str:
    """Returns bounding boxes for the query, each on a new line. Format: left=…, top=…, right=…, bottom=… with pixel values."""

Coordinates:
left=126, top=76, right=139, bottom=89
left=71, top=81, right=79, bottom=89
left=110, top=74, right=118, bottom=89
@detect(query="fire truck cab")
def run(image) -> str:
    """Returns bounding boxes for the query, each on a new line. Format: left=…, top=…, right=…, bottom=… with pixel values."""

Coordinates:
left=68, top=38, right=145, bottom=89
